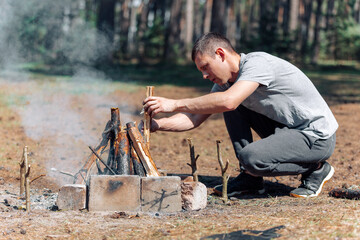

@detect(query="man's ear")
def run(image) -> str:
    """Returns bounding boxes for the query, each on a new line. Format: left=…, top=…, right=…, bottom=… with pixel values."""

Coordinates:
left=215, top=48, right=225, bottom=62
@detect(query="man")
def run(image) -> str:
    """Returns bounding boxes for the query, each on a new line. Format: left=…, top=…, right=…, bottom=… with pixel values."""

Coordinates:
left=143, top=32, right=338, bottom=198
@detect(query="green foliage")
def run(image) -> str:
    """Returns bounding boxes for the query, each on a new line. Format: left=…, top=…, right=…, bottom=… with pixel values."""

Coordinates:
left=142, top=17, right=165, bottom=59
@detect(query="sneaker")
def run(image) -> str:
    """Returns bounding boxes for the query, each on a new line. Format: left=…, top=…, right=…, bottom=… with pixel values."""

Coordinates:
left=213, top=172, right=265, bottom=197
left=290, top=162, right=334, bottom=198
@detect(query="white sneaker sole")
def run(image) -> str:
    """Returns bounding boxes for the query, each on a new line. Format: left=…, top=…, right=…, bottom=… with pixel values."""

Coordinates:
left=290, top=166, right=335, bottom=198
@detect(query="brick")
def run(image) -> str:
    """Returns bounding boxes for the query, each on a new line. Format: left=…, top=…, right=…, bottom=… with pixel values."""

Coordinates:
left=141, top=176, right=182, bottom=212
left=88, top=175, right=140, bottom=212
left=181, top=182, right=207, bottom=211
left=56, top=184, right=86, bottom=210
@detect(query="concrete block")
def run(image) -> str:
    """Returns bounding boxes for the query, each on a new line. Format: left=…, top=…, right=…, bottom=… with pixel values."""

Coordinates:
left=56, top=184, right=86, bottom=210
left=88, top=175, right=140, bottom=212
left=181, top=182, right=207, bottom=211
left=141, top=176, right=181, bottom=213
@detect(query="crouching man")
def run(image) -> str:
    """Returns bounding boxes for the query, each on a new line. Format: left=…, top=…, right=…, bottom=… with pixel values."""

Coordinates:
left=143, top=32, right=338, bottom=198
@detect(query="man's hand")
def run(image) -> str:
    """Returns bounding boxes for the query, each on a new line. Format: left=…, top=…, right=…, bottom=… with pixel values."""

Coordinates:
left=143, top=96, right=177, bottom=117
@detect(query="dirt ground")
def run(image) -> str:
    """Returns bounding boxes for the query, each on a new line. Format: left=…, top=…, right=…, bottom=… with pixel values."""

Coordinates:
left=0, top=71, right=360, bottom=240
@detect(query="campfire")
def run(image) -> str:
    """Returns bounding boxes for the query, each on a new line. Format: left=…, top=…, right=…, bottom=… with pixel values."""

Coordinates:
left=73, top=86, right=159, bottom=185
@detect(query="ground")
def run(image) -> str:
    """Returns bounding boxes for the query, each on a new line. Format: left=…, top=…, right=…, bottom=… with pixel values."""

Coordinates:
left=0, top=68, right=360, bottom=240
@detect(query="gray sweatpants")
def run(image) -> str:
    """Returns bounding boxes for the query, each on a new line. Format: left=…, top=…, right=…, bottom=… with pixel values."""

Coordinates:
left=224, top=105, right=336, bottom=177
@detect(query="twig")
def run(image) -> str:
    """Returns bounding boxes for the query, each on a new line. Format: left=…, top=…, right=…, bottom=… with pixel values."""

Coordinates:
left=88, top=146, right=116, bottom=175
left=30, top=174, right=46, bottom=184
left=186, top=138, right=199, bottom=182
left=216, top=140, right=230, bottom=203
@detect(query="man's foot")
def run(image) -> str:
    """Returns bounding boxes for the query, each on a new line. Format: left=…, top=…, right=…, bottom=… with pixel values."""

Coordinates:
left=213, top=172, right=265, bottom=197
left=290, top=162, right=334, bottom=198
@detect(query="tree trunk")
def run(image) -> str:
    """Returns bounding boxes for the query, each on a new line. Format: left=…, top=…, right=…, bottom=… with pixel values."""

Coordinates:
left=185, top=0, right=194, bottom=60
left=127, top=0, right=138, bottom=57
left=194, top=0, right=202, bottom=41
left=281, top=0, right=290, bottom=39
left=226, top=0, right=237, bottom=47
left=210, top=0, right=226, bottom=35
left=119, top=0, right=131, bottom=57
left=300, top=0, right=313, bottom=58
left=97, top=0, right=116, bottom=43
left=355, top=0, right=360, bottom=23
left=163, top=0, right=182, bottom=60
left=311, top=0, right=324, bottom=64
left=138, top=0, right=154, bottom=61
left=289, top=0, right=299, bottom=32
left=203, top=0, right=213, bottom=33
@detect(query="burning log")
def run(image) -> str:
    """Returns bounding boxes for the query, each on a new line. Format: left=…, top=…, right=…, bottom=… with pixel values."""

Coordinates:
left=186, top=138, right=199, bottom=182
left=127, top=122, right=160, bottom=177
left=216, top=140, right=230, bottom=203
left=144, top=86, right=154, bottom=149
left=115, top=129, right=131, bottom=175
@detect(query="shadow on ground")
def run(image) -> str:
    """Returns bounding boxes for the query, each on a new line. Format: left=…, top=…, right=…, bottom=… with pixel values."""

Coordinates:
left=201, top=225, right=285, bottom=240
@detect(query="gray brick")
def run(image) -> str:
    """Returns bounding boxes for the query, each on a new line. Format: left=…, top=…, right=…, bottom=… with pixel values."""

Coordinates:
left=141, top=176, right=182, bottom=212
left=88, top=175, right=140, bottom=211
left=56, top=184, right=86, bottom=211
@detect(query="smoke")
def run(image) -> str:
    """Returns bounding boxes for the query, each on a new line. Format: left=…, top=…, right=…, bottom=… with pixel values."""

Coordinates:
left=0, top=0, right=135, bottom=185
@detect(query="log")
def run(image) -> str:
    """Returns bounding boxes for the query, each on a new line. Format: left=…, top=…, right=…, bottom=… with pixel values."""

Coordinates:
left=105, top=108, right=121, bottom=174
left=130, top=146, right=146, bottom=176
left=144, top=86, right=154, bottom=149
left=126, top=122, right=159, bottom=177
left=115, top=129, right=131, bottom=175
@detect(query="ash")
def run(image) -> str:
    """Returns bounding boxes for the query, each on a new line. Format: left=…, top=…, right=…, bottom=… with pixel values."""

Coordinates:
left=0, top=187, right=58, bottom=211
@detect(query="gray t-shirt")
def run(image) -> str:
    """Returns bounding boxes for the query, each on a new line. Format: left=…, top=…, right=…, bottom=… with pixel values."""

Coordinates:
left=211, top=52, right=338, bottom=140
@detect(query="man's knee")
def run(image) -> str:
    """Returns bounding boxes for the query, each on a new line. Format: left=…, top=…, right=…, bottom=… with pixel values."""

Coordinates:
left=238, top=146, right=269, bottom=176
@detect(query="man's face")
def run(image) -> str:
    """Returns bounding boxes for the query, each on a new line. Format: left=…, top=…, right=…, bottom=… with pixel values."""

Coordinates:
left=194, top=50, right=231, bottom=86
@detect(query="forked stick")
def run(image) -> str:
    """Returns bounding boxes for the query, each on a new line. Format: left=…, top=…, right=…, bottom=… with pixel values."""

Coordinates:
left=216, top=140, right=230, bottom=202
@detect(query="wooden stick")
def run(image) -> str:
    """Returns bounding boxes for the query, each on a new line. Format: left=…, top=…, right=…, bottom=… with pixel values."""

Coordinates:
left=105, top=108, right=121, bottom=174
left=144, top=86, right=154, bottom=149
left=127, top=122, right=159, bottom=177
left=30, top=174, right=46, bottom=184
left=88, top=146, right=116, bottom=175
left=186, top=138, right=199, bottom=182
left=25, top=164, right=31, bottom=212
left=19, top=146, right=27, bottom=196
left=216, top=140, right=230, bottom=203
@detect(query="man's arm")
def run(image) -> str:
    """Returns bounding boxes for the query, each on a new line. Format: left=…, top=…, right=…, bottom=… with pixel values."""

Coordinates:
left=144, top=80, right=259, bottom=117
left=152, top=112, right=210, bottom=132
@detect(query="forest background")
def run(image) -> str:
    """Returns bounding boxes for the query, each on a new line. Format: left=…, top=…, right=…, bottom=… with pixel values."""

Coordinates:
left=1, top=0, right=360, bottom=75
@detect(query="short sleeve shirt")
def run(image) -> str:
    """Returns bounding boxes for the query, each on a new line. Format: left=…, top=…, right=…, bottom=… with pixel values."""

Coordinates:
left=211, top=52, right=338, bottom=140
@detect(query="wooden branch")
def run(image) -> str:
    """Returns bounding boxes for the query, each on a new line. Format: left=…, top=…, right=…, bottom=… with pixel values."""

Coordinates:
left=88, top=146, right=116, bottom=175
left=19, top=146, right=28, bottom=196
left=144, top=86, right=154, bottom=149
left=127, top=122, right=159, bottom=177
left=329, top=188, right=360, bottom=200
left=216, top=140, right=230, bottom=203
left=186, top=138, right=199, bottom=182
left=105, top=108, right=121, bottom=174
left=25, top=164, right=30, bottom=212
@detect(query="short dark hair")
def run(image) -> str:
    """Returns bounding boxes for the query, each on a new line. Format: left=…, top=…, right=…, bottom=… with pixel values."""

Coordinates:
left=191, top=32, right=236, bottom=61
